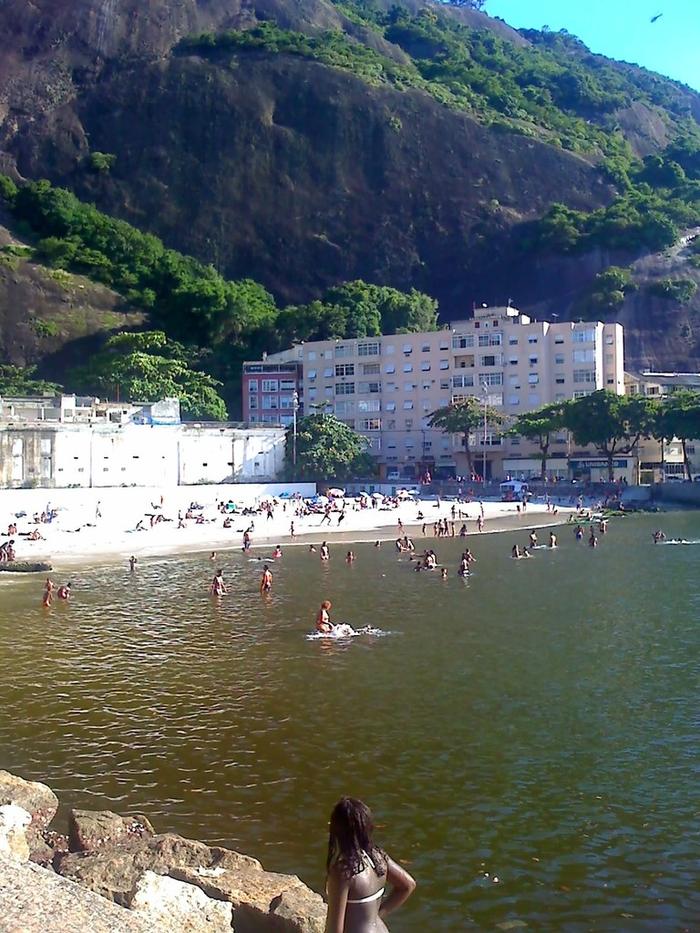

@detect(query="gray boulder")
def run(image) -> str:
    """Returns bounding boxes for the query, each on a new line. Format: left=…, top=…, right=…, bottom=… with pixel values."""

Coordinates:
left=126, top=870, right=234, bottom=931
left=172, top=865, right=326, bottom=933
left=57, top=832, right=261, bottom=906
left=0, top=771, right=58, bottom=859
left=68, top=808, right=155, bottom=853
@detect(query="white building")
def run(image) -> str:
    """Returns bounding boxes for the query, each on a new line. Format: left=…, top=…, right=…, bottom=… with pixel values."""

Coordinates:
left=0, top=396, right=285, bottom=489
left=254, top=306, right=624, bottom=480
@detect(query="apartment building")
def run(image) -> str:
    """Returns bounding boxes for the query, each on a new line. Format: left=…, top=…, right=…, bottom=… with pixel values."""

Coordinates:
left=246, top=305, right=625, bottom=480
left=241, top=359, right=303, bottom=426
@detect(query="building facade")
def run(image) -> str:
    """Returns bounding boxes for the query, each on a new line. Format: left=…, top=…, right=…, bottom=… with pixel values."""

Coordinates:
left=242, top=359, right=303, bottom=426
left=248, top=306, right=624, bottom=480
left=0, top=396, right=286, bottom=488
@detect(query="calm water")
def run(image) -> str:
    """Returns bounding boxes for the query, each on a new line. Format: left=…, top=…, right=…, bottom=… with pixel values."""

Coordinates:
left=1, top=513, right=700, bottom=930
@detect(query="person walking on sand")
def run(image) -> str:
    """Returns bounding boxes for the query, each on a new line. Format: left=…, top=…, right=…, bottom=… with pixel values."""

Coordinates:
left=260, top=564, right=273, bottom=595
left=324, top=797, right=415, bottom=933
left=477, top=515, right=484, bottom=533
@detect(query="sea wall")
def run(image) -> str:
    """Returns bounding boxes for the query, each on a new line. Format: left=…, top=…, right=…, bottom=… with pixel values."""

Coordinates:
left=0, top=770, right=325, bottom=933
left=653, top=482, right=700, bottom=507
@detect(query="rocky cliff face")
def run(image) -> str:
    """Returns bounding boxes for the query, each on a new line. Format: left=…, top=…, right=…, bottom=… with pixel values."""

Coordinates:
left=0, top=0, right=698, bottom=373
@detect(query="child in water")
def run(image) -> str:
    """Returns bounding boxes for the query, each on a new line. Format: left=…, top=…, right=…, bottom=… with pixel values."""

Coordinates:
left=316, top=600, right=333, bottom=634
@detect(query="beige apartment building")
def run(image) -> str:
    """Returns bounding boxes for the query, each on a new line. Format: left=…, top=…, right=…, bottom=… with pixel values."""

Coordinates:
left=256, top=305, right=625, bottom=480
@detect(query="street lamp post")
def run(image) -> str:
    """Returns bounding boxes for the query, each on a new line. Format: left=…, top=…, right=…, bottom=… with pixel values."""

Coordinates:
left=292, top=390, right=300, bottom=471
left=481, top=383, right=488, bottom=486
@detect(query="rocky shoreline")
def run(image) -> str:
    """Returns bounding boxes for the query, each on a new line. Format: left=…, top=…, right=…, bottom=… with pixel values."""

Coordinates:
left=0, top=770, right=325, bottom=932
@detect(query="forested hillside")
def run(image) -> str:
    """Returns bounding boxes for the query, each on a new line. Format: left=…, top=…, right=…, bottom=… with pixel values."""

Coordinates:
left=0, top=0, right=699, bottom=413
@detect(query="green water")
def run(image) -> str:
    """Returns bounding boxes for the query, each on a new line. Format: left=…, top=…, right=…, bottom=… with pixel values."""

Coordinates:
left=1, top=513, right=699, bottom=929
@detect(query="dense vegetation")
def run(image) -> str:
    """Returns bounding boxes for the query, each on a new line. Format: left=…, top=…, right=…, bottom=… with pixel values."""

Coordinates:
left=0, top=175, right=438, bottom=415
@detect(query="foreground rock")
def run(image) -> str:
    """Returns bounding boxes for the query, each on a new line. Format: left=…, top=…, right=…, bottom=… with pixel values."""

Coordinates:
left=58, top=830, right=261, bottom=903
left=127, top=870, right=233, bottom=932
left=0, top=805, right=31, bottom=861
left=172, top=865, right=326, bottom=933
left=69, top=808, right=155, bottom=853
left=0, top=770, right=58, bottom=858
left=0, top=853, right=156, bottom=933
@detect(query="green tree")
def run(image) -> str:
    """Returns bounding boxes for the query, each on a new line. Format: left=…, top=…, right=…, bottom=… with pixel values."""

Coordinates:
left=656, top=390, right=700, bottom=480
left=428, top=397, right=504, bottom=478
left=71, top=331, right=227, bottom=421
left=509, top=401, right=568, bottom=481
left=0, top=365, right=62, bottom=396
left=563, top=390, right=658, bottom=481
left=289, top=412, right=372, bottom=480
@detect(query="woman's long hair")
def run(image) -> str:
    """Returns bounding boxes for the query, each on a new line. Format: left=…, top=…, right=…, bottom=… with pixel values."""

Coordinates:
left=327, top=797, right=387, bottom=879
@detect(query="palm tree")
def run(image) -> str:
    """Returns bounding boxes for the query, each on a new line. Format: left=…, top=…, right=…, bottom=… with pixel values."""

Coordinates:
left=428, top=397, right=504, bottom=478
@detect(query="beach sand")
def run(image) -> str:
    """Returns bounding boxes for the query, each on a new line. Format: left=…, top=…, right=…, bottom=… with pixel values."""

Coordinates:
left=0, top=483, right=579, bottom=571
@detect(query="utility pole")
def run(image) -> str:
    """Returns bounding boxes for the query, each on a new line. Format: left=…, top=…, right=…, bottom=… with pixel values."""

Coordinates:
left=292, top=389, right=299, bottom=472
left=481, top=383, right=488, bottom=485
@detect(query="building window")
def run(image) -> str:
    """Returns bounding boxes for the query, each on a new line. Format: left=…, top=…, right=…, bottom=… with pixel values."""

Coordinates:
left=403, top=363, right=413, bottom=373
left=605, top=335, right=615, bottom=345
left=508, top=374, right=519, bottom=386
left=573, top=369, right=596, bottom=384
left=485, top=393, right=503, bottom=407
left=422, top=381, right=431, bottom=391
left=405, top=418, right=413, bottom=429
left=422, top=344, right=431, bottom=352
left=528, top=393, right=540, bottom=406
left=452, top=374, right=474, bottom=388
left=261, top=379, right=278, bottom=392
left=404, top=382, right=415, bottom=392
left=386, top=401, right=396, bottom=412
left=528, top=356, right=538, bottom=365
left=385, top=344, right=395, bottom=355
left=335, top=400, right=354, bottom=415
left=360, top=418, right=381, bottom=431
left=422, top=400, right=431, bottom=411
left=478, top=334, right=502, bottom=347
left=440, top=380, right=450, bottom=390
left=439, top=341, right=449, bottom=351
left=480, top=355, right=498, bottom=367
left=555, top=392, right=566, bottom=401
left=248, top=379, right=259, bottom=392
left=279, top=395, right=295, bottom=409
left=439, top=359, right=449, bottom=370
left=402, top=343, right=413, bottom=354
left=452, top=334, right=474, bottom=349
left=363, top=363, right=381, bottom=375
left=358, top=399, right=381, bottom=413
left=554, top=336, right=564, bottom=345
left=573, top=349, right=595, bottom=363
left=358, top=341, right=380, bottom=357
left=335, top=382, right=355, bottom=395
left=248, top=396, right=258, bottom=409
left=335, top=364, right=355, bottom=377
left=509, top=357, right=518, bottom=366
left=508, top=337, right=518, bottom=346
left=421, top=361, right=431, bottom=372
left=555, top=354, right=564, bottom=365
left=262, top=395, right=278, bottom=409
left=307, top=370, right=317, bottom=380
left=573, top=329, right=595, bottom=343
left=555, top=375, right=565, bottom=384
left=334, top=344, right=352, bottom=358
left=403, top=400, right=414, bottom=410
left=573, top=390, right=591, bottom=399
left=528, top=336, right=538, bottom=345
left=385, top=364, right=396, bottom=374
left=323, top=367, right=334, bottom=378
left=481, top=372, right=503, bottom=386
left=528, top=373, right=539, bottom=384
left=507, top=394, right=520, bottom=406
left=358, top=381, right=381, bottom=394
left=307, top=351, right=316, bottom=360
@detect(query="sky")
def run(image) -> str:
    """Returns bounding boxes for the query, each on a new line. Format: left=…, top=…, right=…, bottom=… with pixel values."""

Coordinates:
left=484, top=0, right=700, bottom=92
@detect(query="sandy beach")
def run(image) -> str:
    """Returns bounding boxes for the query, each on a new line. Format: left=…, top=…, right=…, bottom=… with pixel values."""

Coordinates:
left=0, top=483, right=579, bottom=571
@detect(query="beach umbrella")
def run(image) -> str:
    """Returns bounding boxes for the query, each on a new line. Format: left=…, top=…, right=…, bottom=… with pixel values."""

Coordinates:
left=371, top=492, right=384, bottom=500
left=396, top=489, right=413, bottom=500
left=327, top=488, right=345, bottom=497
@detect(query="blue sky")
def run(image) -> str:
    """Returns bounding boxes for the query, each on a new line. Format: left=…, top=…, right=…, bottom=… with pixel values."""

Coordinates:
left=485, top=0, right=699, bottom=91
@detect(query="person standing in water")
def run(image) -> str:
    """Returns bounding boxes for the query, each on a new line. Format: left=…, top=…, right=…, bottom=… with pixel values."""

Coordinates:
left=549, top=531, right=557, bottom=548
left=57, top=583, right=71, bottom=600
left=210, top=569, right=227, bottom=597
left=260, top=564, right=273, bottom=595
left=316, top=600, right=334, bottom=634
left=129, top=555, right=138, bottom=572
left=324, top=797, right=415, bottom=933
left=42, top=578, right=54, bottom=607
left=320, top=542, right=330, bottom=561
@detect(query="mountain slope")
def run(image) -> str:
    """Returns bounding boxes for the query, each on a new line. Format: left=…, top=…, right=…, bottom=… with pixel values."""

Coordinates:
left=0, top=0, right=699, bottom=376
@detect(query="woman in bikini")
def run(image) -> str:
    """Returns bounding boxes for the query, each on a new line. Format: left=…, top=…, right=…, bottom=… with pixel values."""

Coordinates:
left=324, top=797, right=415, bottom=933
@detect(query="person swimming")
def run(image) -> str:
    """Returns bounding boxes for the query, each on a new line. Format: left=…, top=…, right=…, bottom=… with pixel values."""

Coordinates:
left=346, top=551, right=356, bottom=563
left=260, top=564, right=273, bottom=595
left=441, top=567, right=448, bottom=580
left=316, top=600, right=334, bottom=634
left=272, top=545, right=283, bottom=559
left=57, top=583, right=71, bottom=600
